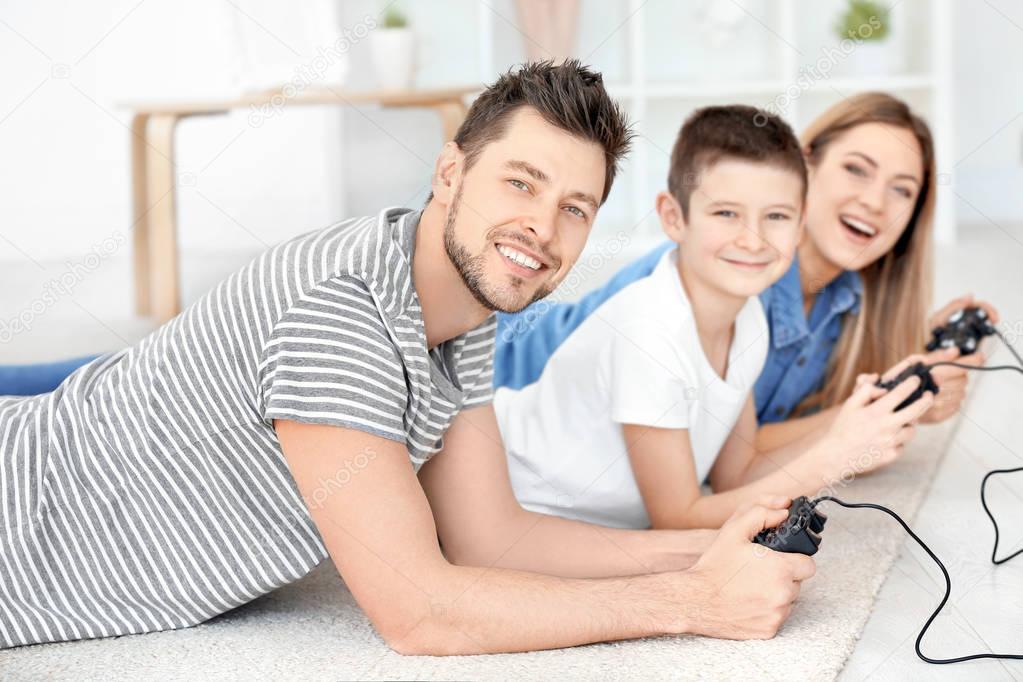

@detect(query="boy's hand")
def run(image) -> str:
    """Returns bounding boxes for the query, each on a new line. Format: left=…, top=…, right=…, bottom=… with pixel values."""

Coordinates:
left=680, top=504, right=816, bottom=639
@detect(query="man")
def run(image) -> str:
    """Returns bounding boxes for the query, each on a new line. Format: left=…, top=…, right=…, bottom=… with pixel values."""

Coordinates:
left=0, top=61, right=814, bottom=654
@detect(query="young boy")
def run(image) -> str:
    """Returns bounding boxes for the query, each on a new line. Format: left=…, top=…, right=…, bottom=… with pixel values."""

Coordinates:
left=495, top=106, right=840, bottom=529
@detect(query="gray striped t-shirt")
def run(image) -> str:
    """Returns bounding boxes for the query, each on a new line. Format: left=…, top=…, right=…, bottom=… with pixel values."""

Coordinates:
left=0, top=207, right=497, bottom=648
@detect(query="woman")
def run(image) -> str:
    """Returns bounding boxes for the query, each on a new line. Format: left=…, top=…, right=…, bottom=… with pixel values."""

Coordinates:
left=495, top=91, right=997, bottom=457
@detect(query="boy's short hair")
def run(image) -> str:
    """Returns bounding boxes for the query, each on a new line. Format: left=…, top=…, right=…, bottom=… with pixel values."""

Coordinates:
left=453, top=60, right=634, bottom=205
left=667, top=106, right=807, bottom=219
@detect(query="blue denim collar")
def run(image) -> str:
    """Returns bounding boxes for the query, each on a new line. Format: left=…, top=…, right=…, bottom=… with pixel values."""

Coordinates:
left=767, top=254, right=863, bottom=349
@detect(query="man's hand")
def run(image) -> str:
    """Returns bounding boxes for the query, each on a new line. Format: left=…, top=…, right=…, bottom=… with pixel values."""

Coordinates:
left=731, top=494, right=792, bottom=518
left=678, top=504, right=816, bottom=639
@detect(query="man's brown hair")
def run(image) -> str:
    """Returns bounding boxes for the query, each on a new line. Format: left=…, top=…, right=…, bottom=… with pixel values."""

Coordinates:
left=667, top=105, right=807, bottom=219
left=453, top=60, right=634, bottom=205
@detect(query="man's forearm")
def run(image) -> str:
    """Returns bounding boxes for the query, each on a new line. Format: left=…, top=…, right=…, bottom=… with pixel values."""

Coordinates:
left=395, top=561, right=687, bottom=655
left=447, top=507, right=716, bottom=578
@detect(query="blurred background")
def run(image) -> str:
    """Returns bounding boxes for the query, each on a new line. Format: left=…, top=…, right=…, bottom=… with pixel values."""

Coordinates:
left=3, top=4, right=1023, bottom=678
left=0, top=0, right=1021, bottom=350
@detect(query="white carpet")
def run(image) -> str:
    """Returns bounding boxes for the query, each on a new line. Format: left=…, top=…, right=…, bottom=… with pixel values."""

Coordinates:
left=0, top=413, right=962, bottom=681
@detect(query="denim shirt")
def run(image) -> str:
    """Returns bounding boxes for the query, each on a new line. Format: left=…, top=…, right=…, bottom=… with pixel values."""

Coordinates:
left=494, top=241, right=863, bottom=424
left=754, top=252, right=862, bottom=422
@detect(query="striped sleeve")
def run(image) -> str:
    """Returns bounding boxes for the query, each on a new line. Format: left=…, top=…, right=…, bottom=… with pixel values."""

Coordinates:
left=258, top=277, right=408, bottom=442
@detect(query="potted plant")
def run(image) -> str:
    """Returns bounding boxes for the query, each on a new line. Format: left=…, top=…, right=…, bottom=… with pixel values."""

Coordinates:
left=835, top=0, right=902, bottom=75
left=370, top=5, right=416, bottom=90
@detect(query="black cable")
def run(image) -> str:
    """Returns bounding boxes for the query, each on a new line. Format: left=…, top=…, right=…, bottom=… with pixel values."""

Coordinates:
left=980, top=466, right=1023, bottom=565
left=928, top=357, right=1023, bottom=564
left=924, top=361, right=1023, bottom=568
left=812, top=496, right=1023, bottom=664
left=928, top=361, right=1023, bottom=376
left=811, top=331, right=1023, bottom=662
left=994, top=328, right=1023, bottom=370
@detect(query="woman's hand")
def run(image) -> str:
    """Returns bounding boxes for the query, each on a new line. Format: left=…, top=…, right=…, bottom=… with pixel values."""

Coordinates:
left=919, top=294, right=997, bottom=424
left=917, top=346, right=986, bottom=424
left=928, top=294, right=1000, bottom=331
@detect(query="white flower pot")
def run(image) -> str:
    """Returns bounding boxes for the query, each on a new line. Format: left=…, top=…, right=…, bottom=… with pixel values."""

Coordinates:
left=370, top=28, right=416, bottom=90
left=846, top=40, right=903, bottom=76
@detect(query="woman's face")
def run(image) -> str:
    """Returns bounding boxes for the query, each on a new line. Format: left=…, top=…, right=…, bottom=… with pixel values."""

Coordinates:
left=803, top=122, right=926, bottom=273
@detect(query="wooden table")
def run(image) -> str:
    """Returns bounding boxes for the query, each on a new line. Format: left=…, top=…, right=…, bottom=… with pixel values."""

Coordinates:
left=123, top=86, right=475, bottom=323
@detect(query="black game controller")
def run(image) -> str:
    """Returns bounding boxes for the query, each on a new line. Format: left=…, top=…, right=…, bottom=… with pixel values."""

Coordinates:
left=753, top=496, right=827, bottom=556
left=875, top=361, right=940, bottom=411
left=926, top=306, right=996, bottom=355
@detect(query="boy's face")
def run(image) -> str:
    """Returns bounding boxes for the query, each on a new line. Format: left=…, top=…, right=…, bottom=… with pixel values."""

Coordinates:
left=668, top=158, right=803, bottom=299
left=438, top=107, right=607, bottom=313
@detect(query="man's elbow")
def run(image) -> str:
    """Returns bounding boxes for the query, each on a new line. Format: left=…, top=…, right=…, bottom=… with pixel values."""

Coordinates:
left=377, top=610, right=483, bottom=656
left=383, top=627, right=457, bottom=656
left=361, top=561, right=489, bottom=656
left=381, top=627, right=439, bottom=656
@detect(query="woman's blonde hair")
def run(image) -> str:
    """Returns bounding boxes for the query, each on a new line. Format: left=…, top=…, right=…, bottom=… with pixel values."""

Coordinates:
left=797, top=92, right=936, bottom=414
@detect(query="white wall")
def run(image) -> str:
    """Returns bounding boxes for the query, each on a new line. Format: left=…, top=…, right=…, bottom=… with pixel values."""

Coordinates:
left=0, top=0, right=347, bottom=264
left=951, top=0, right=1023, bottom=226
left=1, top=0, right=1020, bottom=269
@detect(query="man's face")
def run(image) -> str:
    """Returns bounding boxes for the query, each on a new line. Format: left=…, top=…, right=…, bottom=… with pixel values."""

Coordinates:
left=442, top=107, right=607, bottom=313
left=679, top=159, right=804, bottom=299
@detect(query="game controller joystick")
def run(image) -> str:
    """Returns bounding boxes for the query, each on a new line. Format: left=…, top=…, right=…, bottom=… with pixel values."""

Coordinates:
left=753, top=496, right=827, bottom=556
left=875, top=362, right=939, bottom=411
left=926, top=306, right=996, bottom=355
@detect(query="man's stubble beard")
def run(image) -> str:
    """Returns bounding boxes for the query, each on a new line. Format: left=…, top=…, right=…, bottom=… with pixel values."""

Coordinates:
left=442, top=186, right=559, bottom=313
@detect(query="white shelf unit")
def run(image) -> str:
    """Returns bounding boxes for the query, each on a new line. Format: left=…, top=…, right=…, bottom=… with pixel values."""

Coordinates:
left=474, top=0, right=956, bottom=244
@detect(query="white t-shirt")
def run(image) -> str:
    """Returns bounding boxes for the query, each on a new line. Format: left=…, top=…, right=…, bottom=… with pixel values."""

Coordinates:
left=495, top=247, right=769, bottom=529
